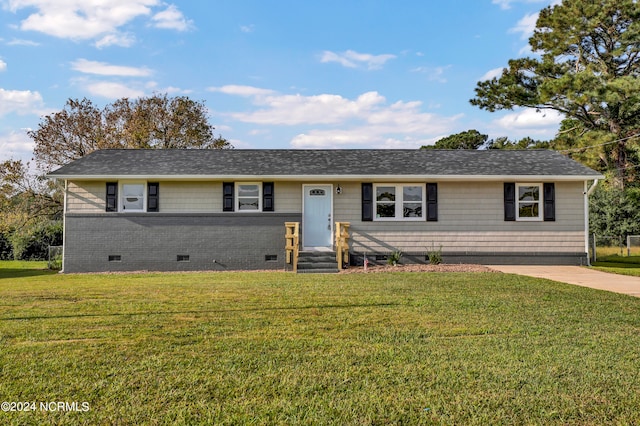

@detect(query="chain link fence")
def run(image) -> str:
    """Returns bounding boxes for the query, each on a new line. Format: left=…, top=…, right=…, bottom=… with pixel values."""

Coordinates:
left=590, top=234, right=640, bottom=262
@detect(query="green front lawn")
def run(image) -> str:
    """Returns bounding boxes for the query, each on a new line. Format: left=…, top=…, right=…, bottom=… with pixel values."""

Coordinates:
left=1, top=262, right=639, bottom=425
left=592, top=255, right=640, bottom=277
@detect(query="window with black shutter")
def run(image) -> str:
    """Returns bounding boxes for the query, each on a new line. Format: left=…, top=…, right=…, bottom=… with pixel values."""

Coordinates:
left=263, top=182, right=274, bottom=212
left=106, top=182, right=118, bottom=212
left=362, top=183, right=373, bottom=221
left=223, top=182, right=234, bottom=212
left=504, top=182, right=516, bottom=221
left=543, top=183, right=555, bottom=221
left=426, top=183, right=438, bottom=222
left=147, top=182, right=159, bottom=212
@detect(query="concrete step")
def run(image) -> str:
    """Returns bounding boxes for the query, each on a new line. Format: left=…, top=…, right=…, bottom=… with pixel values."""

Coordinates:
left=297, top=268, right=340, bottom=274
left=296, top=251, right=339, bottom=274
left=298, top=262, right=339, bottom=270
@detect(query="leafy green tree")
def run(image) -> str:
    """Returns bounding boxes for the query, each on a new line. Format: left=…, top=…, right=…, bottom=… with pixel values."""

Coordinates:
left=30, top=93, right=231, bottom=172
left=0, top=160, right=62, bottom=233
left=589, top=185, right=640, bottom=249
left=2, top=94, right=231, bottom=255
left=11, top=221, right=63, bottom=261
left=471, top=0, right=640, bottom=186
left=486, top=136, right=549, bottom=150
left=0, top=232, right=12, bottom=260
left=421, top=129, right=488, bottom=149
left=421, top=130, right=549, bottom=150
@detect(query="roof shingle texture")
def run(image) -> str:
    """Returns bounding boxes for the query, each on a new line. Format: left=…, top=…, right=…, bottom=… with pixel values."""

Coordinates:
left=47, top=149, right=602, bottom=177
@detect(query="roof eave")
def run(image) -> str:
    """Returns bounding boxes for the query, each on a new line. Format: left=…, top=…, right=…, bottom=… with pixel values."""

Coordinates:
left=47, top=173, right=605, bottom=181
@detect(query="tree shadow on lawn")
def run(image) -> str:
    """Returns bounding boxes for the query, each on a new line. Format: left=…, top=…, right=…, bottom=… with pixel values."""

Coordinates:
left=0, top=302, right=400, bottom=322
left=0, top=268, right=58, bottom=280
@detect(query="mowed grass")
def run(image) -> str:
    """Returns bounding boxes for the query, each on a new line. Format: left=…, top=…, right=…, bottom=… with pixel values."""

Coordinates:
left=1, top=263, right=640, bottom=425
left=592, top=254, right=640, bottom=277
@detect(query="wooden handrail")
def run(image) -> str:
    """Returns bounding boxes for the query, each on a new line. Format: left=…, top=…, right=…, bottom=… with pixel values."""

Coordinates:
left=285, top=222, right=300, bottom=272
left=335, top=222, right=350, bottom=271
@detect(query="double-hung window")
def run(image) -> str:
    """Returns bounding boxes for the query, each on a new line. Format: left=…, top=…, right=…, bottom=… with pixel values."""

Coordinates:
left=223, top=182, right=274, bottom=212
left=516, top=183, right=542, bottom=221
left=374, top=184, right=424, bottom=221
left=237, top=183, right=261, bottom=211
left=121, top=183, right=145, bottom=212
left=105, top=181, right=159, bottom=212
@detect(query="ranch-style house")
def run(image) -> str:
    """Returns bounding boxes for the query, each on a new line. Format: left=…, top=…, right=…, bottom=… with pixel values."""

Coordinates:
left=47, top=149, right=603, bottom=273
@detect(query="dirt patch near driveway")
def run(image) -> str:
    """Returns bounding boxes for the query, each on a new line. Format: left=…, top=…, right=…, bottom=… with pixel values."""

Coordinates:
left=340, top=264, right=497, bottom=273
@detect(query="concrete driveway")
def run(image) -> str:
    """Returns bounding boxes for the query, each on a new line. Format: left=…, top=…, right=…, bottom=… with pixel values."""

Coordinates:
left=491, top=265, right=640, bottom=298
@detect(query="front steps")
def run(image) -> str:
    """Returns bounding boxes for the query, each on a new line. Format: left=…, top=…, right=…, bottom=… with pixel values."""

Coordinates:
left=297, top=251, right=340, bottom=274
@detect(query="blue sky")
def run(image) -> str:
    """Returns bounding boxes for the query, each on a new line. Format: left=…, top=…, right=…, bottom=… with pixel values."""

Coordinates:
left=0, top=0, right=562, bottom=164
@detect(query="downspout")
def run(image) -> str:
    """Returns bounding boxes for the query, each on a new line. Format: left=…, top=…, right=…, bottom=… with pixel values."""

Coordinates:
left=61, top=179, right=68, bottom=273
left=584, top=179, right=599, bottom=266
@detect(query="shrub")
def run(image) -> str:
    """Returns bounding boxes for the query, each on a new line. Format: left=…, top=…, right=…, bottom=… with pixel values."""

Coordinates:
left=0, top=232, right=13, bottom=260
left=387, top=250, right=403, bottom=266
left=427, top=244, right=443, bottom=265
left=12, top=221, right=63, bottom=261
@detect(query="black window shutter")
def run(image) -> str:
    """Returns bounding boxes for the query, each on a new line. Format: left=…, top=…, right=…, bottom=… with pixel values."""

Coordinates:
left=543, top=182, right=555, bottom=221
left=223, top=182, right=234, bottom=212
left=504, top=182, right=516, bottom=221
left=106, top=182, right=118, bottom=212
left=426, top=183, right=438, bottom=221
left=263, top=182, right=274, bottom=212
left=362, top=183, right=373, bottom=221
left=147, top=182, right=159, bottom=212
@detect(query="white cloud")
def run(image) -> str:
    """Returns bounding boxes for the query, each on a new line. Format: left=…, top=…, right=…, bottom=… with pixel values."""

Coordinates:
left=95, top=33, right=136, bottom=48
left=151, top=4, right=193, bottom=31
left=84, top=81, right=145, bottom=99
left=71, top=59, right=152, bottom=77
left=492, top=0, right=553, bottom=10
left=0, top=130, right=35, bottom=163
left=240, top=24, right=255, bottom=33
left=7, top=0, right=157, bottom=39
left=146, top=81, right=192, bottom=94
left=411, top=65, right=452, bottom=83
left=0, top=88, right=45, bottom=116
left=6, top=38, right=40, bottom=46
left=320, top=50, right=396, bottom=70
left=217, top=87, right=461, bottom=149
left=492, top=108, right=563, bottom=137
left=6, top=0, right=193, bottom=45
left=0, top=59, right=6, bottom=72
left=509, top=12, right=539, bottom=40
left=208, top=85, right=276, bottom=97
left=479, top=67, right=503, bottom=81
left=230, top=91, right=387, bottom=125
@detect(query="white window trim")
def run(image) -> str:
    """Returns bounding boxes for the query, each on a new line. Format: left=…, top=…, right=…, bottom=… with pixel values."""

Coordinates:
left=373, top=183, right=425, bottom=222
left=516, top=183, right=543, bottom=221
left=118, top=180, right=147, bottom=213
left=235, top=182, right=262, bottom=212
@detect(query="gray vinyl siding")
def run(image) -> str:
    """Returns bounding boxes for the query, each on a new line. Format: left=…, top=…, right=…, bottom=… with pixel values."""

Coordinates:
left=160, top=182, right=218, bottom=212
left=66, top=180, right=302, bottom=214
left=63, top=178, right=588, bottom=271
left=333, top=181, right=586, bottom=254
left=67, top=181, right=105, bottom=213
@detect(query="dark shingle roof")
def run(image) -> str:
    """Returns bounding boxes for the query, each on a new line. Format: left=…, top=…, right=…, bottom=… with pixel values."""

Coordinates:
left=47, top=149, right=602, bottom=179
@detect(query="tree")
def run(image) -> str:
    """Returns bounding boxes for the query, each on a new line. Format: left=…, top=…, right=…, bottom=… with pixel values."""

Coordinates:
left=471, top=0, right=640, bottom=186
left=1, top=93, right=230, bottom=254
left=421, top=129, right=488, bottom=149
left=30, top=93, right=231, bottom=172
left=421, top=129, right=548, bottom=150
left=590, top=184, right=640, bottom=249
left=486, top=136, right=549, bottom=150
left=0, top=160, right=62, bottom=233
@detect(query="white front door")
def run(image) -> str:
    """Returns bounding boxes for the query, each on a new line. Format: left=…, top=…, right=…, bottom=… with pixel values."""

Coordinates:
left=303, top=185, right=333, bottom=249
